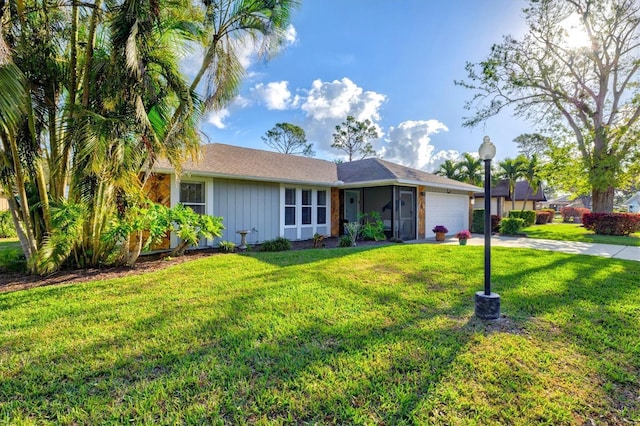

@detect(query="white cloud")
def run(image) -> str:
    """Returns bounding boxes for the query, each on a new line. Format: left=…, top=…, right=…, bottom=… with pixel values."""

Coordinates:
left=206, top=108, right=231, bottom=129
left=251, top=81, right=292, bottom=110
left=296, top=78, right=387, bottom=157
left=301, top=77, right=386, bottom=122
left=381, top=120, right=459, bottom=171
left=284, top=25, right=297, bottom=45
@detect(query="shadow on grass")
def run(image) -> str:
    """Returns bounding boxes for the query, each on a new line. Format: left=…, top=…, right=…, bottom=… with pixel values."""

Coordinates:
left=1, top=255, right=483, bottom=423
left=2, top=244, right=639, bottom=423
left=242, top=243, right=389, bottom=267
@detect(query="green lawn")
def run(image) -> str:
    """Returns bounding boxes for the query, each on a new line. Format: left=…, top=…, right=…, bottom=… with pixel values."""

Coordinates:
left=0, top=238, right=24, bottom=272
left=523, top=223, right=640, bottom=246
left=1, top=245, right=638, bottom=424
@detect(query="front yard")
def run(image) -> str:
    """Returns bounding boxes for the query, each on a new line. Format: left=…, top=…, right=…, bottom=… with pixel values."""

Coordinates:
left=522, top=223, right=640, bottom=246
left=1, top=244, right=638, bottom=424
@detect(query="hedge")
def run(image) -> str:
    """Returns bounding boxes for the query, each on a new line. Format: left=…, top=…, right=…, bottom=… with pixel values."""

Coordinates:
left=0, top=211, right=17, bottom=238
left=582, top=213, right=640, bottom=236
left=560, top=206, right=590, bottom=223
left=508, top=210, right=536, bottom=227
left=500, top=217, right=526, bottom=235
left=472, top=210, right=501, bottom=234
left=535, top=210, right=553, bottom=225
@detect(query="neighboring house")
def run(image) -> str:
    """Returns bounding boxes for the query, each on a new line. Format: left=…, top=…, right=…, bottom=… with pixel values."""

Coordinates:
left=0, top=195, right=7, bottom=212
left=542, top=194, right=590, bottom=211
left=474, top=179, right=546, bottom=217
left=624, top=192, right=640, bottom=213
left=152, top=143, right=480, bottom=248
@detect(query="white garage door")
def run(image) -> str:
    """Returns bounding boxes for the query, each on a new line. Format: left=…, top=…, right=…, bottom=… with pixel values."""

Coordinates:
left=424, top=192, right=469, bottom=237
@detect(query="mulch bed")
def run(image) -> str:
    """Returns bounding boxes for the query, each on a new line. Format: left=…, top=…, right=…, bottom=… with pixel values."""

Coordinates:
left=0, top=238, right=391, bottom=294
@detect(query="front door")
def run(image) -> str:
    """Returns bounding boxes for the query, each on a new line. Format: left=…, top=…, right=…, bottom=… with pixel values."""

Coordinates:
left=398, top=190, right=415, bottom=240
left=344, top=190, right=360, bottom=223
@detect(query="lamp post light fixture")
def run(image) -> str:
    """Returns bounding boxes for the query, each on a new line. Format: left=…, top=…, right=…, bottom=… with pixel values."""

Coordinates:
left=475, top=136, right=501, bottom=320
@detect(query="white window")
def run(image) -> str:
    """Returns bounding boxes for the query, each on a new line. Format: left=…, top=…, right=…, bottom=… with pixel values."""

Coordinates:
left=282, top=187, right=331, bottom=238
left=317, top=190, right=327, bottom=224
left=302, top=189, right=312, bottom=225
left=180, top=182, right=205, bottom=214
left=285, top=188, right=296, bottom=225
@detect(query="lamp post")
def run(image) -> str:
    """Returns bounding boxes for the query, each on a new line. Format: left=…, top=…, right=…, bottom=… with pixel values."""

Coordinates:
left=475, top=136, right=500, bottom=320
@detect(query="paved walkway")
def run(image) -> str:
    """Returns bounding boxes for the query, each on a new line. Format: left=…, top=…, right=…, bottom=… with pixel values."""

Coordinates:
left=428, top=235, right=640, bottom=262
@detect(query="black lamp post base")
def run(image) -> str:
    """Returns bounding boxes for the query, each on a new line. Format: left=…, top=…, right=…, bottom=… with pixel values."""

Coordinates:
left=475, top=291, right=501, bottom=320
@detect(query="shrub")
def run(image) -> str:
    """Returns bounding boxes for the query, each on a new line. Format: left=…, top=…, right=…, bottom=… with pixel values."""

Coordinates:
left=260, top=237, right=292, bottom=252
left=0, top=211, right=17, bottom=238
left=582, top=213, right=640, bottom=236
left=535, top=210, right=552, bottom=225
left=472, top=210, right=502, bottom=234
left=313, top=233, right=325, bottom=248
left=344, top=222, right=361, bottom=245
left=339, top=235, right=353, bottom=247
left=508, top=210, right=536, bottom=227
left=560, top=206, right=590, bottom=223
left=500, top=217, right=526, bottom=235
left=359, top=212, right=386, bottom=241
left=218, top=241, right=236, bottom=253
left=169, top=204, right=224, bottom=256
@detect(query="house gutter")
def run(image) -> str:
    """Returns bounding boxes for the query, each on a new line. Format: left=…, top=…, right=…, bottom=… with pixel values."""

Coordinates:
left=153, top=167, right=481, bottom=192
left=152, top=166, right=338, bottom=187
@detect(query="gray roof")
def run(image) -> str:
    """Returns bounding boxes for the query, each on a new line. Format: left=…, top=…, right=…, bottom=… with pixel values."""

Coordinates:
left=155, top=143, right=339, bottom=185
left=155, top=144, right=481, bottom=191
left=338, top=158, right=482, bottom=192
left=475, top=180, right=546, bottom=201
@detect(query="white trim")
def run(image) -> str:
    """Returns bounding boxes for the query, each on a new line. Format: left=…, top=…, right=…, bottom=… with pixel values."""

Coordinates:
left=280, top=184, right=331, bottom=240
left=155, top=166, right=479, bottom=193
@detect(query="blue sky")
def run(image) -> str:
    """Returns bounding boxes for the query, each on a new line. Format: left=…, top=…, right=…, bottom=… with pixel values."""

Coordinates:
left=197, top=0, right=534, bottom=170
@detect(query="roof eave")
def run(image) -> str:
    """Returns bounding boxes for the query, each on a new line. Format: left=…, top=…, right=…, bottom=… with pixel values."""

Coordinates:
left=152, top=167, right=337, bottom=187
left=341, top=178, right=479, bottom=192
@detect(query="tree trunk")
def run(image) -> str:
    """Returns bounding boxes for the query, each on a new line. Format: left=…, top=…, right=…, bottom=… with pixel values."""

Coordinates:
left=6, top=195, right=35, bottom=260
left=592, top=186, right=614, bottom=213
left=126, top=231, right=143, bottom=266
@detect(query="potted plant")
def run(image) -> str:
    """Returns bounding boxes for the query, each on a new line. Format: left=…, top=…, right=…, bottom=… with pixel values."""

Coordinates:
left=454, top=229, right=472, bottom=245
left=432, top=225, right=448, bottom=241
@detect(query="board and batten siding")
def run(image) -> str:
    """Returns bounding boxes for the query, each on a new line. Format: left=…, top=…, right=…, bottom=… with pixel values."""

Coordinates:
left=213, top=178, right=280, bottom=245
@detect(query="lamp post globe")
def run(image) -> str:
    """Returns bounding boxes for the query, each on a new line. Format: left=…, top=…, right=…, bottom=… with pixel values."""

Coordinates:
left=475, top=136, right=500, bottom=320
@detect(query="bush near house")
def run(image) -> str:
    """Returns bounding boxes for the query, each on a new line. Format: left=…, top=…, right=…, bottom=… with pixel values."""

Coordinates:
left=500, top=217, right=526, bottom=235
left=508, top=210, right=536, bottom=227
left=535, top=209, right=555, bottom=224
left=0, top=211, right=17, bottom=238
left=560, top=206, right=590, bottom=223
left=359, top=212, right=386, bottom=241
left=582, top=213, right=640, bottom=236
left=472, top=210, right=501, bottom=234
left=260, top=237, right=292, bottom=252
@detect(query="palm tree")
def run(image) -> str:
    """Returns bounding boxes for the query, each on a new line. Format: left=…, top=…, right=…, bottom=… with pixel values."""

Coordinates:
left=435, top=160, right=461, bottom=180
left=459, top=153, right=483, bottom=185
left=498, top=157, right=527, bottom=211
left=0, top=0, right=298, bottom=273
left=521, top=154, right=541, bottom=211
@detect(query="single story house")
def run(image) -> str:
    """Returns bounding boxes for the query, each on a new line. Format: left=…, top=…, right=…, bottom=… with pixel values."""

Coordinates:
left=151, top=143, right=481, bottom=248
left=539, top=194, right=588, bottom=211
left=474, top=179, right=546, bottom=217
left=623, top=192, right=640, bottom=213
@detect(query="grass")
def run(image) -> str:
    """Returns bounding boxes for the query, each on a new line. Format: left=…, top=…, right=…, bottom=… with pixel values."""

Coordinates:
left=523, top=223, right=640, bottom=246
left=0, top=238, right=24, bottom=272
left=1, top=244, right=639, bottom=424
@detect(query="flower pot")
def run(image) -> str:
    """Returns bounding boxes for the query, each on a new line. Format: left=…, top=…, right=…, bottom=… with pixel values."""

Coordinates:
left=458, top=239, right=467, bottom=246
left=435, top=232, right=446, bottom=242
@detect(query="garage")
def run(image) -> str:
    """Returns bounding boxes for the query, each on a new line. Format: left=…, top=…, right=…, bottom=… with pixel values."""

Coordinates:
left=424, top=192, right=470, bottom=237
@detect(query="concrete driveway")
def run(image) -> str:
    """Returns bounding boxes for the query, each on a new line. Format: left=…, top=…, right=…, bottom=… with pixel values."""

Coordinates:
left=433, top=235, right=640, bottom=262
